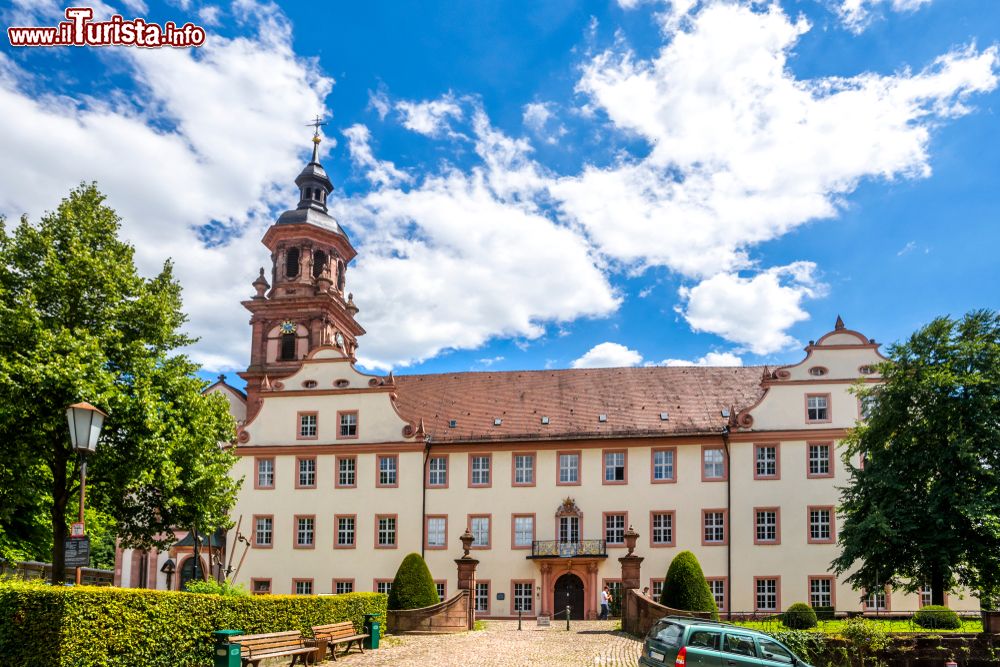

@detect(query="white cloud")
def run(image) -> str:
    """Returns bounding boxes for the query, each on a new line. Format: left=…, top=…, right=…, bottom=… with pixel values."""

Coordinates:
left=677, top=262, right=825, bottom=355
left=839, top=0, right=933, bottom=32
left=368, top=88, right=391, bottom=120
left=0, top=1, right=331, bottom=372
left=197, top=5, right=222, bottom=26
left=331, top=113, right=619, bottom=370
left=396, top=94, right=464, bottom=137
left=522, top=101, right=568, bottom=145
left=571, top=342, right=643, bottom=368
left=661, top=351, right=743, bottom=366
left=343, top=123, right=410, bottom=187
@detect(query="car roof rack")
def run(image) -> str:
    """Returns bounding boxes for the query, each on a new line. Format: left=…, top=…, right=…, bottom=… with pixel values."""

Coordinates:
left=663, top=615, right=743, bottom=630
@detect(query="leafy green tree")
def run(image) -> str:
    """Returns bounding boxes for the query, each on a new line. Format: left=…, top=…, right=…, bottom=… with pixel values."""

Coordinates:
left=0, top=184, right=241, bottom=582
left=388, top=553, right=440, bottom=610
left=834, top=311, right=1000, bottom=607
left=660, top=550, right=718, bottom=619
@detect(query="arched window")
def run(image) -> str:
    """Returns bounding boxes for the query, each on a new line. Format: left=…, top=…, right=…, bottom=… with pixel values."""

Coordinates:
left=281, top=332, right=296, bottom=360
left=285, top=247, right=300, bottom=278
left=179, top=556, right=204, bottom=590
left=313, top=250, right=327, bottom=279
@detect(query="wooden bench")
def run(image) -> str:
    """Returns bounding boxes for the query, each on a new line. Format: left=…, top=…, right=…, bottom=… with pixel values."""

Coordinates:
left=311, top=622, right=370, bottom=661
left=232, top=630, right=315, bottom=667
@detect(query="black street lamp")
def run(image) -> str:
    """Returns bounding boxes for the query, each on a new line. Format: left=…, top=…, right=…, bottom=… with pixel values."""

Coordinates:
left=65, top=402, right=106, bottom=585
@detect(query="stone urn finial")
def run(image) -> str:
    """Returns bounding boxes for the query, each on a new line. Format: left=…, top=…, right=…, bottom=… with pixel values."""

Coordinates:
left=460, top=529, right=474, bottom=557
left=624, top=525, right=639, bottom=556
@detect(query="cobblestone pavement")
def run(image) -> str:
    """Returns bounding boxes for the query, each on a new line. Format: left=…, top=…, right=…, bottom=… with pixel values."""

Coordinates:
left=328, top=620, right=642, bottom=666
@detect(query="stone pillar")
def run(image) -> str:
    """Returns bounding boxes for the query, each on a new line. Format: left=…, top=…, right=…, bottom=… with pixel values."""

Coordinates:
left=455, top=529, right=479, bottom=630
left=540, top=562, right=552, bottom=616
left=619, top=526, right=644, bottom=633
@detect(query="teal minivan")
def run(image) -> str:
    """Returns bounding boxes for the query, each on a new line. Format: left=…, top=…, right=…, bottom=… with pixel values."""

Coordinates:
left=638, top=616, right=811, bottom=667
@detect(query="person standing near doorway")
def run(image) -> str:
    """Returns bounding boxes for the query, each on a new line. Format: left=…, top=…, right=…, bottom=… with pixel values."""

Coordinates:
left=600, top=585, right=610, bottom=620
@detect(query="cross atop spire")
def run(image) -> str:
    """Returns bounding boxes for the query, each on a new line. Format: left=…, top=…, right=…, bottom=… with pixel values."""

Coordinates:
left=306, top=114, right=328, bottom=162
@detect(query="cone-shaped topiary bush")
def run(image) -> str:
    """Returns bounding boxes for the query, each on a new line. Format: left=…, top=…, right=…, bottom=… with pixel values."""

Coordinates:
left=388, top=552, right=440, bottom=610
left=782, top=602, right=818, bottom=629
left=913, top=605, right=961, bottom=630
left=660, top=550, right=719, bottom=620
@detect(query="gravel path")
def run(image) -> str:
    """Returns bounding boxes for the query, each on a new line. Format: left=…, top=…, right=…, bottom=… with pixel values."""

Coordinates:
left=327, top=620, right=642, bottom=666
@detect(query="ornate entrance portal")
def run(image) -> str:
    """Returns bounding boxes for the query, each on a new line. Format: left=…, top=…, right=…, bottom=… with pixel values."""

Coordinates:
left=554, top=573, right=585, bottom=620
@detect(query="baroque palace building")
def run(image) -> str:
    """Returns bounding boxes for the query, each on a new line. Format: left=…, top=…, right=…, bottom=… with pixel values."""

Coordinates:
left=115, top=137, right=973, bottom=618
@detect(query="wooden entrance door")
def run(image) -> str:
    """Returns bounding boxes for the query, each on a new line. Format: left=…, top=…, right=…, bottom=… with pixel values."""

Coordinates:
left=554, top=572, right=585, bottom=620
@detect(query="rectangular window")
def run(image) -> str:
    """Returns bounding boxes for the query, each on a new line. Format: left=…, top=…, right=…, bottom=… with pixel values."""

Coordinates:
left=436, top=581, right=446, bottom=602
left=702, top=447, right=726, bottom=480
left=469, top=515, right=490, bottom=548
left=651, top=448, right=675, bottom=483
left=475, top=581, right=490, bottom=613
left=806, top=394, right=830, bottom=422
left=703, top=510, right=726, bottom=545
left=470, top=455, right=491, bottom=487
left=294, top=579, right=313, bottom=595
left=708, top=579, right=726, bottom=612
left=251, top=578, right=271, bottom=595
left=337, top=456, right=356, bottom=488
left=428, top=456, right=448, bottom=487
left=808, top=443, right=833, bottom=477
left=651, top=512, right=674, bottom=546
left=603, top=450, right=626, bottom=483
left=755, top=578, right=778, bottom=612
left=755, top=444, right=778, bottom=479
left=860, top=395, right=877, bottom=421
left=297, top=457, right=316, bottom=488
left=256, top=458, right=274, bottom=489
left=334, top=579, right=354, bottom=595
left=755, top=508, right=779, bottom=544
left=558, top=452, right=580, bottom=484
left=298, top=412, right=317, bottom=439
left=336, top=515, right=355, bottom=548
left=513, top=581, right=533, bottom=613
left=865, top=589, right=887, bottom=611
left=426, top=516, right=447, bottom=549
left=513, top=515, right=535, bottom=549
left=604, top=513, right=626, bottom=545
left=808, top=507, right=834, bottom=543
left=651, top=579, right=664, bottom=600
left=810, top=578, right=833, bottom=609
left=513, top=453, right=535, bottom=486
left=376, top=580, right=393, bottom=595
left=338, top=410, right=358, bottom=438
left=559, top=516, right=580, bottom=543
left=378, top=455, right=398, bottom=487
left=254, top=516, right=273, bottom=547
left=376, top=515, right=397, bottom=548
left=295, top=516, right=315, bottom=548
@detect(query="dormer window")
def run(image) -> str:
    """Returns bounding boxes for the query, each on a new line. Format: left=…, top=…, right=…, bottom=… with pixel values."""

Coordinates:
left=285, top=247, right=300, bottom=278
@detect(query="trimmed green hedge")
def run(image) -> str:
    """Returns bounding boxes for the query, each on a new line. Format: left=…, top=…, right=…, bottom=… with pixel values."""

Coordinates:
left=660, top=550, right=719, bottom=620
left=781, top=602, right=818, bottom=629
left=0, top=579, right=386, bottom=667
left=388, top=552, right=439, bottom=610
left=913, top=605, right=962, bottom=630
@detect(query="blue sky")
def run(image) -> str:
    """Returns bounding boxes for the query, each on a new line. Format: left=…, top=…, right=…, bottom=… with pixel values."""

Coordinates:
left=1, top=0, right=998, bottom=388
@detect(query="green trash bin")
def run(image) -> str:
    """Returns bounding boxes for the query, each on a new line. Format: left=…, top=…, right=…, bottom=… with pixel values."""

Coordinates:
left=363, top=614, right=380, bottom=650
left=212, top=629, right=243, bottom=667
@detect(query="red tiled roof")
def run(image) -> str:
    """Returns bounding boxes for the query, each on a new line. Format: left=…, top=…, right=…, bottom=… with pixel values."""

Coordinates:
left=393, top=366, right=765, bottom=443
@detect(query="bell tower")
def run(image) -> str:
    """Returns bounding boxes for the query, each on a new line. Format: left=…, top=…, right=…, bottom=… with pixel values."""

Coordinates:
left=240, top=121, right=365, bottom=410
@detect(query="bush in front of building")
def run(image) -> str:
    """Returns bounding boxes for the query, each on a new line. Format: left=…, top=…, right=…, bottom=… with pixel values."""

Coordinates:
left=388, top=552, right=440, bottom=610
left=913, top=605, right=962, bottom=630
left=781, top=602, right=818, bottom=629
left=0, top=578, right=386, bottom=667
left=185, top=578, right=250, bottom=596
left=660, top=550, right=719, bottom=620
